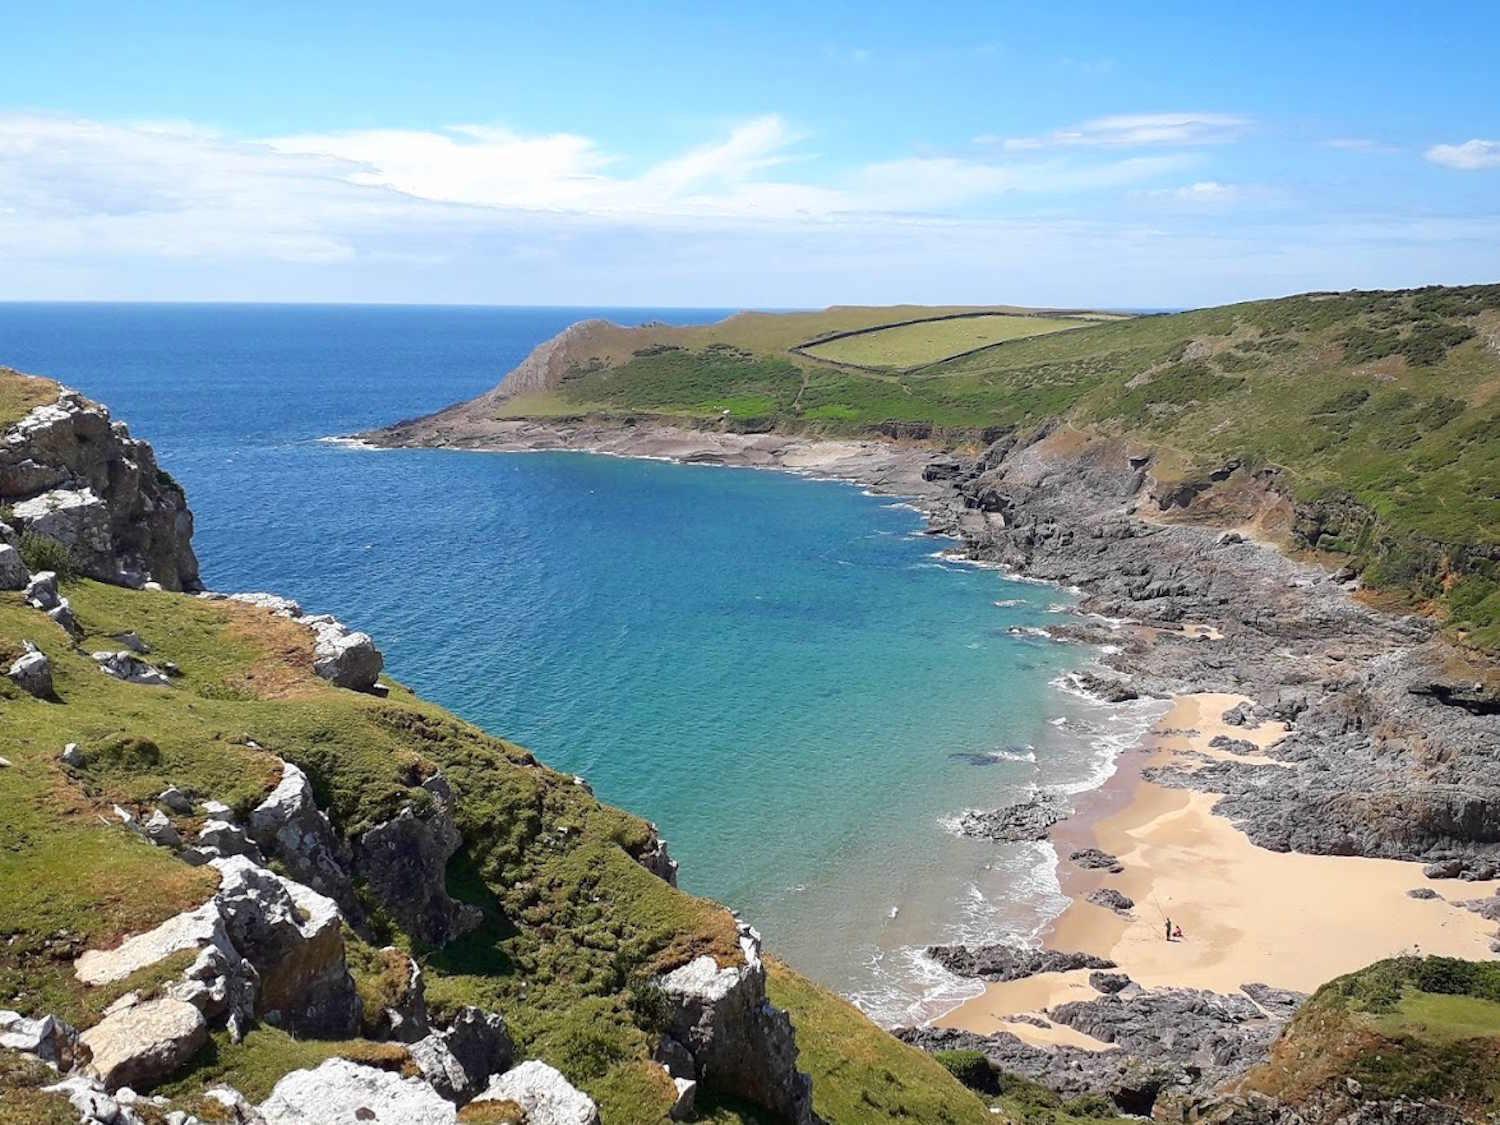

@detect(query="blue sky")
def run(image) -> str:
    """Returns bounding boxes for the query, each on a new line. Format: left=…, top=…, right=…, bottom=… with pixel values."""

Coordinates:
left=1, top=1, right=1496, bottom=306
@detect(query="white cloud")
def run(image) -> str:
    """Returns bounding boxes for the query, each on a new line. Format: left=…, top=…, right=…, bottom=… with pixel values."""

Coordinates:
left=1326, top=137, right=1399, bottom=153
left=985, top=112, right=1249, bottom=151
left=1425, top=139, right=1500, bottom=170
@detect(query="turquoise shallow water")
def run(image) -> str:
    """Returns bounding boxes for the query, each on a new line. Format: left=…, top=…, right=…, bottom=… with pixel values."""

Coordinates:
left=0, top=304, right=1157, bottom=1022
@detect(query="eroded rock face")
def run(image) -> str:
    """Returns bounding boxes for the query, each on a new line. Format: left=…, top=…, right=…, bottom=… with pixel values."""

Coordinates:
left=636, top=825, right=680, bottom=886
left=1, top=387, right=200, bottom=590
left=353, top=774, right=481, bottom=948
left=654, top=923, right=818, bottom=1125
left=247, top=760, right=356, bottom=912
left=259, top=1058, right=457, bottom=1125
left=78, top=998, right=207, bottom=1092
left=473, top=1060, right=599, bottom=1125
left=926, top=943, right=1115, bottom=982
left=0, top=542, right=26, bottom=589
left=0, top=1009, right=79, bottom=1070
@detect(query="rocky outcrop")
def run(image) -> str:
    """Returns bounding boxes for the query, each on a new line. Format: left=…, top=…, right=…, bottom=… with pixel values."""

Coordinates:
left=353, top=773, right=481, bottom=948
left=951, top=791, right=1068, bottom=842
left=259, top=1058, right=456, bottom=1125
left=654, top=922, right=819, bottom=1124
left=78, top=998, right=207, bottom=1091
left=247, top=760, right=357, bottom=911
left=925, top=943, right=1114, bottom=982
left=1070, top=847, right=1124, bottom=873
left=472, top=1060, right=600, bottom=1125
left=635, top=824, right=680, bottom=886
left=407, top=1007, right=514, bottom=1104
left=92, top=650, right=171, bottom=686
left=0, top=542, right=26, bottom=588
left=0, top=1009, right=80, bottom=1070
left=1, top=385, right=199, bottom=590
left=1086, top=887, right=1135, bottom=914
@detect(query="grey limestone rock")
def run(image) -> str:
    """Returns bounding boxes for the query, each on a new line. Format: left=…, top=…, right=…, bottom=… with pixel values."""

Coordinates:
left=8, top=642, right=53, bottom=698
left=259, top=1058, right=456, bottom=1125
left=926, top=942, right=1115, bottom=982
left=472, top=1060, right=598, bottom=1125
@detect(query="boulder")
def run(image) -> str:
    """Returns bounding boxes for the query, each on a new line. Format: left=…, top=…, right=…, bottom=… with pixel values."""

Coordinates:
left=23, top=570, right=59, bottom=610
left=47, top=599, right=83, bottom=639
left=92, top=650, right=171, bottom=686
left=197, top=819, right=265, bottom=862
left=299, top=614, right=383, bottom=690
left=473, top=1061, right=599, bottom=1125
left=1069, top=848, right=1124, bottom=873
left=60, top=742, right=85, bottom=767
left=210, top=856, right=360, bottom=1037
left=667, top=1074, right=697, bottom=1121
left=655, top=923, right=816, bottom=1124
left=951, top=791, right=1068, bottom=842
left=41, top=1075, right=146, bottom=1125
left=1086, top=888, right=1135, bottom=914
left=1089, top=972, right=1133, bottom=994
left=0, top=543, right=26, bottom=589
left=0, top=1009, right=80, bottom=1069
left=78, top=998, right=207, bottom=1091
left=926, top=943, right=1115, bottom=982
left=408, top=1007, right=514, bottom=1104
left=7, top=642, right=53, bottom=698
left=142, top=810, right=182, bottom=849
left=158, top=787, right=194, bottom=814
left=353, top=774, right=480, bottom=948
left=258, top=1058, right=457, bottom=1125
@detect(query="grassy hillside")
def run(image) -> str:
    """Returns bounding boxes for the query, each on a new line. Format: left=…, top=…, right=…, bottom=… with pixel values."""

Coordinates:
left=798, top=313, right=1096, bottom=370
left=1238, top=956, right=1500, bottom=1119
left=493, top=285, right=1500, bottom=648
left=0, top=572, right=994, bottom=1122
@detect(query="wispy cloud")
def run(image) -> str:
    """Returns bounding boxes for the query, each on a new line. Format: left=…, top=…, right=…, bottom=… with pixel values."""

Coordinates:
left=1325, top=137, right=1400, bottom=154
left=1425, top=139, right=1500, bottom=170
left=983, top=112, right=1249, bottom=151
left=1138, top=180, right=1244, bottom=204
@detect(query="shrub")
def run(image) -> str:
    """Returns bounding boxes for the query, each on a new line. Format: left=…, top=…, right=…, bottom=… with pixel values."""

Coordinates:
left=933, top=1049, right=998, bottom=1094
left=18, top=532, right=76, bottom=582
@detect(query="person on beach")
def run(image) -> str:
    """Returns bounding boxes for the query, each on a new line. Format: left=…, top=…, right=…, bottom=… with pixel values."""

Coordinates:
left=1165, top=917, right=1173, bottom=942
left=1174, top=924, right=1185, bottom=941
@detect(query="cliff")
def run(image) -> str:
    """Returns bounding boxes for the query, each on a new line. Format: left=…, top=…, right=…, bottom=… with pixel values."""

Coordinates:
left=0, top=370, right=997, bottom=1123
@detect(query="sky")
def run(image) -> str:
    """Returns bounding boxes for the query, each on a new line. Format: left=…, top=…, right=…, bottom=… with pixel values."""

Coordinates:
left=2, top=0, right=1497, bottom=308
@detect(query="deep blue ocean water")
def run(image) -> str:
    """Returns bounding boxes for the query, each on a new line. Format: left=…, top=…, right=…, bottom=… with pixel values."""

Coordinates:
left=0, top=304, right=1156, bottom=1022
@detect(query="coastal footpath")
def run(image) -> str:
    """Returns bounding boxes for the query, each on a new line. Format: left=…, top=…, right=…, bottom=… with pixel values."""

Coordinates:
left=0, top=370, right=1015, bottom=1124
left=363, top=286, right=1500, bottom=1121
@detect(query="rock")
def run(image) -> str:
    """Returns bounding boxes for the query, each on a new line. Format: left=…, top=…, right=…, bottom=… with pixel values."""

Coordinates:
left=142, top=809, right=182, bottom=849
left=79, top=998, right=207, bottom=1091
left=636, top=825, right=680, bottom=886
left=654, top=1035, right=696, bottom=1080
left=24, top=570, right=61, bottom=610
left=653, top=922, right=816, bottom=1123
left=1423, top=858, right=1464, bottom=879
left=246, top=760, right=355, bottom=909
left=473, top=1061, right=599, bottom=1125
left=11, top=488, right=113, bottom=575
left=1215, top=531, right=1245, bottom=546
left=42, top=1075, right=144, bottom=1125
left=0, top=1009, right=80, bottom=1069
left=1089, top=972, right=1132, bottom=994
left=8, top=642, right=54, bottom=698
left=215, top=591, right=303, bottom=616
left=353, top=774, right=480, bottom=948
left=159, top=787, right=194, bottom=814
left=1239, top=982, right=1307, bottom=1020
left=408, top=1007, right=513, bottom=1104
left=0, top=543, right=26, bottom=589
left=259, top=1058, right=456, bottom=1125
left=951, top=792, right=1068, bottom=842
left=210, top=856, right=360, bottom=1037
left=61, top=742, right=85, bottom=767
left=298, top=614, right=383, bottom=690
left=1073, top=671, right=1140, bottom=703
left=113, top=631, right=150, bottom=654
left=1069, top=848, right=1123, bottom=873
left=198, top=820, right=263, bottom=861
left=362, top=949, right=429, bottom=1045
left=667, top=1074, right=697, bottom=1120
left=1086, top=887, right=1135, bottom=914
left=926, top=942, right=1115, bottom=982
left=1407, top=887, right=1441, bottom=900
left=1220, top=702, right=1257, bottom=728
left=1208, top=734, right=1260, bottom=755
left=92, top=650, right=171, bottom=686
left=47, top=599, right=83, bottom=639
left=1458, top=896, right=1500, bottom=922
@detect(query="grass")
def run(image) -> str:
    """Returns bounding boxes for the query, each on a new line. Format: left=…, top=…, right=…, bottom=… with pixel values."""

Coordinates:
left=1241, top=957, right=1500, bottom=1117
left=488, top=284, right=1500, bottom=649
left=0, top=367, right=58, bottom=427
left=800, top=313, right=1093, bottom=370
left=0, top=576, right=988, bottom=1123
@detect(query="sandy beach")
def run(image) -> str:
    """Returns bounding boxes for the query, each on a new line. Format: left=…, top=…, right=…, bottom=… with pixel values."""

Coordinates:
left=938, top=691, right=1500, bottom=1043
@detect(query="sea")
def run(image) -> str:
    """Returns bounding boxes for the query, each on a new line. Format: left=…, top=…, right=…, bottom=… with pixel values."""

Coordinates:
left=0, top=303, right=1161, bottom=1024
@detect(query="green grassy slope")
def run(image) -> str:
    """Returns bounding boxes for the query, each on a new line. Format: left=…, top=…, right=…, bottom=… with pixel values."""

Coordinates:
left=0, top=572, right=991, bottom=1122
left=497, top=285, right=1500, bottom=647
left=799, top=313, right=1095, bottom=370
left=1238, top=956, right=1500, bottom=1119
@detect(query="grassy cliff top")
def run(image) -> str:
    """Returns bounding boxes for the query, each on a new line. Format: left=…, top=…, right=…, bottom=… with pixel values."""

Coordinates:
left=485, top=284, right=1500, bottom=648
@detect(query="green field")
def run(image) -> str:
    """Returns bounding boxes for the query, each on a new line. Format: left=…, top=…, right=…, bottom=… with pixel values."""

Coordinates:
left=800, top=313, right=1094, bottom=369
left=511, top=285, right=1500, bottom=648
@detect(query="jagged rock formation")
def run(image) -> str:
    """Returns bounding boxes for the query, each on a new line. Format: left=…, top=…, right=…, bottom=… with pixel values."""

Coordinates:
left=655, top=922, right=820, bottom=1124
left=473, top=1060, right=601, bottom=1124
left=925, top=943, right=1115, bottom=982
left=1, top=383, right=200, bottom=590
